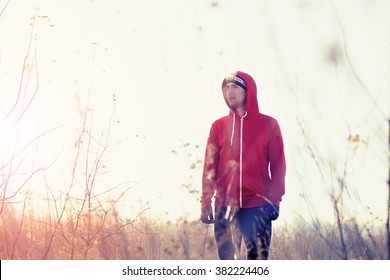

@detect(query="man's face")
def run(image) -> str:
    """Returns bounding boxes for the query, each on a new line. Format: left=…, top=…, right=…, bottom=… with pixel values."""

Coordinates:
left=224, top=82, right=246, bottom=110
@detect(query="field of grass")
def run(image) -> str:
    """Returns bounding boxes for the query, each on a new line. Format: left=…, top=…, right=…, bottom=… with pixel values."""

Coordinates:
left=0, top=203, right=387, bottom=260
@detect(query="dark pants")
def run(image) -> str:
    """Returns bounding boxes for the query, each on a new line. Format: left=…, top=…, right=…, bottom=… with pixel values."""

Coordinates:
left=214, top=206, right=272, bottom=260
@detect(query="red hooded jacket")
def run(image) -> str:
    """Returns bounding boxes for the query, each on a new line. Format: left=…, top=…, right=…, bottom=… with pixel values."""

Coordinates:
left=201, top=71, right=286, bottom=209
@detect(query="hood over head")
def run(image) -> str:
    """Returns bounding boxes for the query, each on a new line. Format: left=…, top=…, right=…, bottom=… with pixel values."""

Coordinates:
left=221, top=71, right=259, bottom=114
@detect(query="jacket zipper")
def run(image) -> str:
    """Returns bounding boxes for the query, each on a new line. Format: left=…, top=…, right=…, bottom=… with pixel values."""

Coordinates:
left=239, top=112, right=247, bottom=208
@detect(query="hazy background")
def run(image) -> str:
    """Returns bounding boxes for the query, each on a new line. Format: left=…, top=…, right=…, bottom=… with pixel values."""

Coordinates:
left=1, top=0, right=389, bottom=227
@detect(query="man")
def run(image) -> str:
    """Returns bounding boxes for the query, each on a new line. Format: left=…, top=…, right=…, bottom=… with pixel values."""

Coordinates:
left=200, top=71, right=286, bottom=260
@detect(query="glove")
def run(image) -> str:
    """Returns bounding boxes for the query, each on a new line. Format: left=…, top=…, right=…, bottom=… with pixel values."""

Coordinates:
left=264, top=204, right=279, bottom=221
left=200, top=206, right=214, bottom=224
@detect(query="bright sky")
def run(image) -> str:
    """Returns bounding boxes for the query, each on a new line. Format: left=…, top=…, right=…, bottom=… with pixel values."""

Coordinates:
left=0, top=0, right=389, bottom=226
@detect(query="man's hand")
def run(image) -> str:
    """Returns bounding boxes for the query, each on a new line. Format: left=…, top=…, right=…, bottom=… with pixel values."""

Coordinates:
left=200, top=206, right=214, bottom=224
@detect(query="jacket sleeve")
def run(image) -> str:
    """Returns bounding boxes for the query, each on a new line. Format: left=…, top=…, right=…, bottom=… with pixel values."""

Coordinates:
left=201, top=125, right=219, bottom=208
left=268, top=120, right=286, bottom=207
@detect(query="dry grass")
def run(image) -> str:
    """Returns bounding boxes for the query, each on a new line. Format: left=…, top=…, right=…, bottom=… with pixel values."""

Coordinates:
left=0, top=203, right=386, bottom=260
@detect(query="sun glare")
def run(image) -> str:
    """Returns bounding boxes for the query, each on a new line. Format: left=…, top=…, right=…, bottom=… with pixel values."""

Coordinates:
left=0, top=112, right=43, bottom=168
left=0, top=119, right=18, bottom=161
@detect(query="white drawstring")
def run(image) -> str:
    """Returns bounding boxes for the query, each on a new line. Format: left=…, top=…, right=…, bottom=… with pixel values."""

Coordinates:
left=230, top=111, right=247, bottom=208
left=230, top=114, right=235, bottom=146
